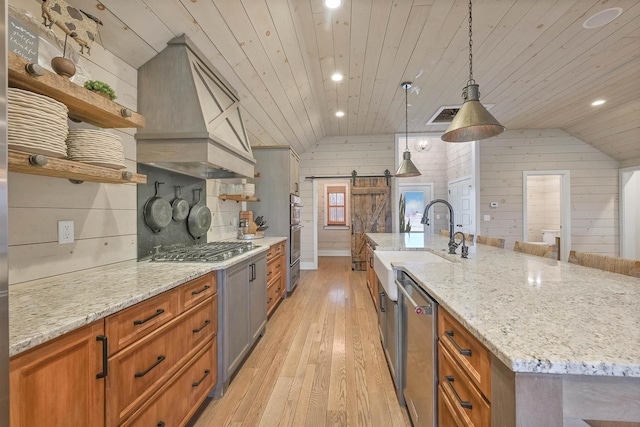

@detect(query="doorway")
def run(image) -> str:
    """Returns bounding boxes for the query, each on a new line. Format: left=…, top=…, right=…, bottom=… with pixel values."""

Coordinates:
left=397, top=183, right=434, bottom=234
left=448, top=177, right=475, bottom=237
left=523, top=170, right=571, bottom=261
left=620, top=166, right=640, bottom=260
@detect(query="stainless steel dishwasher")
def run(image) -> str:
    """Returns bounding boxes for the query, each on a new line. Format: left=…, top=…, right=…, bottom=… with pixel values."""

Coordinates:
left=397, top=270, right=437, bottom=427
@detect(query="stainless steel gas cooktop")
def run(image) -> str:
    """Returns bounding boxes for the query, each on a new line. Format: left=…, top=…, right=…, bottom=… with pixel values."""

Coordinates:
left=152, top=242, right=256, bottom=262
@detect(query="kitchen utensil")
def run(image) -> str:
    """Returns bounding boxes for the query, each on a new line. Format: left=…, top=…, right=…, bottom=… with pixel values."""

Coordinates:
left=257, top=225, right=269, bottom=231
left=144, top=181, right=172, bottom=233
left=188, top=188, right=212, bottom=239
left=171, top=186, right=189, bottom=221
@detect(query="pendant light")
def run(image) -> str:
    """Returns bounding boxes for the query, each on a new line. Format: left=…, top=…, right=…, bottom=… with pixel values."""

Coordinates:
left=395, top=82, right=421, bottom=177
left=442, top=0, right=504, bottom=143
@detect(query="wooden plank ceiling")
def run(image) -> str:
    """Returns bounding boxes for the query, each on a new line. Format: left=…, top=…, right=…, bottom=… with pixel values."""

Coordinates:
left=60, top=0, right=639, bottom=161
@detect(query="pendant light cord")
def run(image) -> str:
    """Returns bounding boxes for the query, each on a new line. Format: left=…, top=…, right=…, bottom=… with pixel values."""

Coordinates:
left=468, top=0, right=474, bottom=85
left=405, top=85, right=409, bottom=151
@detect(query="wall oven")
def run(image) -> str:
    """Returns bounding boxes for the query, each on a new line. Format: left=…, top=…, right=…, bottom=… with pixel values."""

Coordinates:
left=290, top=194, right=302, bottom=291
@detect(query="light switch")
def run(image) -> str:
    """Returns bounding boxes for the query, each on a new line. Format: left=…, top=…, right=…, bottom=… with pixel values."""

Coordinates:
left=483, top=215, right=491, bottom=221
left=436, top=214, right=440, bottom=220
left=490, top=202, right=499, bottom=208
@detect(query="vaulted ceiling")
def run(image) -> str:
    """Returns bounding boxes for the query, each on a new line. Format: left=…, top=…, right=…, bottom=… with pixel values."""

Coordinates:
left=49, top=0, right=640, bottom=160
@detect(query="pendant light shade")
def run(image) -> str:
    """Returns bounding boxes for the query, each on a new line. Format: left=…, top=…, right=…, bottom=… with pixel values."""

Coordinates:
left=442, top=0, right=504, bottom=143
left=442, top=84, right=505, bottom=142
left=395, top=82, right=421, bottom=178
left=395, top=150, right=421, bottom=177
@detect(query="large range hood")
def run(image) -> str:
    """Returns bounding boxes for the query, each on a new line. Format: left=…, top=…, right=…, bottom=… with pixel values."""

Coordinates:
left=136, top=35, right=255, bottom=179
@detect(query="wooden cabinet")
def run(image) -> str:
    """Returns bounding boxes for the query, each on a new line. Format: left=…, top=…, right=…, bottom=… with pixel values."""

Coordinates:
left=438, top=308, right=492, bottom=426
left=365, top=241, right=379, bottom=310
left=10, top=321, right=106, bottom=427
left=106, top=297, right=215, bottom=425
left=10, top=273, right=218, bottom=427
left=267, top=241, right=286, bottom=317
left=289, top=149, right=300, bottom=195
left=250, top=255, right=267, bottom=343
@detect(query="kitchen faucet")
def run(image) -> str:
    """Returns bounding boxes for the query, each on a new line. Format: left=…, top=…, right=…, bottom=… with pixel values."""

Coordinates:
left=420, top=199, right=457, bottom=254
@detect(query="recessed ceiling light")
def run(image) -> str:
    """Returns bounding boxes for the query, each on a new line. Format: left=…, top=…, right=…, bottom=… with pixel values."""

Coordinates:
left=335, top=111, right=345, bottom=117
left=591, top=100, right=606, bottom=106
left=331, top=72, right=343, bottom=82
left=324, top=0, right=341, bottom=9
left=583, top=8, right=623, bottom=29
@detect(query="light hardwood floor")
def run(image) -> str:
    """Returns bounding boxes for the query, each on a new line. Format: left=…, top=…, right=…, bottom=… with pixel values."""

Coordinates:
left=190, top=257, right=410, bottom=427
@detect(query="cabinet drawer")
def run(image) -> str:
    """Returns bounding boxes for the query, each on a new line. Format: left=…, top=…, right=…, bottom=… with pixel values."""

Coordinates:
left=438, top=308, right=491, bottom=397
left=267, top=257, right=279, bottom=284
left=180, top=273, right=216, bottom=312
left=438, top=342, right=490, bottom=427
left=106, top=289, right=180, bottom=356
left=122, top=338, right=216, bottom=427
left=267, top=243, right=283, bottom=261
left=267, top=280, right=279, bottom=315
left=439, top=384, right=471, bottom=427
left=107, top=298, right=215, bottom=425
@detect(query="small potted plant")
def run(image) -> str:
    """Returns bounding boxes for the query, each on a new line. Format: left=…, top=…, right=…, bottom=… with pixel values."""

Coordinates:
left=84, top=80, right=117, bottom=100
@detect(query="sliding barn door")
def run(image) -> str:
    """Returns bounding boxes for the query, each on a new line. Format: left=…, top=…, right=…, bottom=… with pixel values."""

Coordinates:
left=350, top=178, right=391, bottom=270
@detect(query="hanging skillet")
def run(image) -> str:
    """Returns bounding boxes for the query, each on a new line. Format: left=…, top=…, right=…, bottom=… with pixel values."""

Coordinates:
left=143, top=181, right=172, bottom=233
left=171, top=186, right=190, bottom=221
left=188, top=188, right=212, bottom=239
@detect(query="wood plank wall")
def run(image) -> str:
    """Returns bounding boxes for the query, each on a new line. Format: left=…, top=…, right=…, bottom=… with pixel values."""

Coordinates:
left=447, top=141, right=473, bottom=182
left=8, top=1, right=239, bottom=285
left=479, top=129, right=620, bottom=256
left=299, top=135, right=395, bottom=266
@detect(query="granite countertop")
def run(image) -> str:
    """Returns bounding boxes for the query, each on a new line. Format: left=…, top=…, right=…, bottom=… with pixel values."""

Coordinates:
left=9, top=236, right=287, bottom=357
left=366, top=233, right=640, bottom=378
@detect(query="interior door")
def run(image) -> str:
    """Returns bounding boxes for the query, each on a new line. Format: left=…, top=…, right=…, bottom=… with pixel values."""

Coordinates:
left=448, top=178, right=474, bottom=236
left=350, top=177, right=391, bottom=271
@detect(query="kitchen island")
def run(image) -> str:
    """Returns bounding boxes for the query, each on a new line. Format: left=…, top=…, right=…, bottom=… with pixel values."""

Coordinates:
left=367, top=232, right=640, bottom=426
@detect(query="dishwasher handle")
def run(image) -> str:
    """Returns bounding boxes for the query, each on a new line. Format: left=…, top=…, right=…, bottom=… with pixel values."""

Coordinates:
left=396, top=279, right=432, bottom=315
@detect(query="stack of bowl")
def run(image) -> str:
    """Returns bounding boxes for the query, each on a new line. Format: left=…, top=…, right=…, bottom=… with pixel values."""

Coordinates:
left=243, top=183, right=255, bottom=197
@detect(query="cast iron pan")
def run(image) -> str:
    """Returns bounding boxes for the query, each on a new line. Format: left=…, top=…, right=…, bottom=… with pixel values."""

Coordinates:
left=188, top=188, right=212, bottom=239
left=171, top=185, right=190, bottom=221
left=144, top=181, right=172, bottom=233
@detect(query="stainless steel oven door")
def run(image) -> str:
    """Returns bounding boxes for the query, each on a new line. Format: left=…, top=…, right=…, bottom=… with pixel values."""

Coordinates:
left=290, top=205, right=301, bottom=225
left=290, top=224, right=302, bottom=265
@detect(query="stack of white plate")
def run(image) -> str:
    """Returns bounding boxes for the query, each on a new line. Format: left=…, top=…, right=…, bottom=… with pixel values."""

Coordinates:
left=7, top=88, right=69, bottom=158
left=66, top=129, right=126, bottom=169
left=243, top=183, right=255, bottom=197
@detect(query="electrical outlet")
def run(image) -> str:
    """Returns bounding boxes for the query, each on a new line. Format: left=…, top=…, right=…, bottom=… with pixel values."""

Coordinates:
left=58, top=220, right=74, bottom=244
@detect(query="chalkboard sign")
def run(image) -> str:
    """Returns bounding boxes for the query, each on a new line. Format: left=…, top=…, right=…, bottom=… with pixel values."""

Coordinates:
left=9, top=17, right=39, bottom=62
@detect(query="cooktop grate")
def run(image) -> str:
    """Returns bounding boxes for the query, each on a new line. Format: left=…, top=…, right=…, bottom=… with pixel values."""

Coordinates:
left=152, top=242, right=256, bottom=262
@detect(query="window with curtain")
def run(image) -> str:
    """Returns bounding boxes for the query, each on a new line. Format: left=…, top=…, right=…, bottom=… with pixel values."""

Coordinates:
left=327, top=185, right=347, bottom=226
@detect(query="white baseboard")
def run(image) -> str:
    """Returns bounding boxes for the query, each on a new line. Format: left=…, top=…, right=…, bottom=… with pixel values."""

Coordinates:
left=300, top=261, right=316, bottom=270
left=317, top=250, right=351, bottom=257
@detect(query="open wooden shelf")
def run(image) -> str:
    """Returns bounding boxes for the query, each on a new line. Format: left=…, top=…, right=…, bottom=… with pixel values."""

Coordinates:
left=219, top=194, right=259, bottom=203
left=8, top=52, right=145, bottom=129
left=8, top=150, right=146, bottom=184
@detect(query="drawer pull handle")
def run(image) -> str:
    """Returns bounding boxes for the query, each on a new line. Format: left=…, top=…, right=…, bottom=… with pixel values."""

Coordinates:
left=192, top=319, right=211, bottom=333
left=96, top=335, right=108, bottom=379
left=268, top=271, right=272, bottom=276
left=445, top=330, right=472, bottom=357
left=135, top=355, right=166, bottom=378
left=192, top=369, right=211, bottom=387
left=157, top=423, right=165, bottom=427
left=276, top=264, right=281, bottom=268
left=268, top=297, right=272, bottom=303
left=445, top=375, right=473, bottom=410
left=191, top=285, right=211, bottom=295
left=133, top=308, right=165, bottom=326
